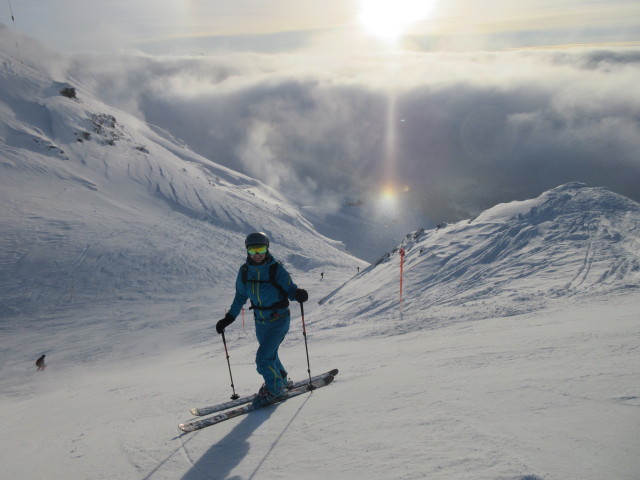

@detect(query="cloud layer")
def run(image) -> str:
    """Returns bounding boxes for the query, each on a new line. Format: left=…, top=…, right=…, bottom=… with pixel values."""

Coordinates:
left=68, top=47, right=640, bottom=227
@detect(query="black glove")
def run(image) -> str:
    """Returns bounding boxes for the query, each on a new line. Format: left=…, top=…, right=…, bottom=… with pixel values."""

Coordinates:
left=294, top=288, right=308, bottom=303
left=216, top=313, right=235, bottom=334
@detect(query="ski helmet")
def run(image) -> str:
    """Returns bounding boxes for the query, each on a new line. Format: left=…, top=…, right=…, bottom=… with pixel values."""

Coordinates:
left=245, top=232, right=270, bottom=248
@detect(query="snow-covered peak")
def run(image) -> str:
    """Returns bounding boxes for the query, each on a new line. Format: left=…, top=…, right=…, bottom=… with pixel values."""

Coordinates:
left=471, top=182, right=591, bottom=224
left=320, top=182, right=640, bottom=334
left=474, top=182, right=635, bottom=225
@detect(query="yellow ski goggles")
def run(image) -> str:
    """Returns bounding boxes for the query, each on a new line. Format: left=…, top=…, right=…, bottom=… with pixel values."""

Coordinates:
left=247, top=245, right=268, bottom=255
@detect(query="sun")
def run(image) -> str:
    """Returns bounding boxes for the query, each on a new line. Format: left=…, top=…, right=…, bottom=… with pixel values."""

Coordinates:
left=357, top=0, right=435, bottom=43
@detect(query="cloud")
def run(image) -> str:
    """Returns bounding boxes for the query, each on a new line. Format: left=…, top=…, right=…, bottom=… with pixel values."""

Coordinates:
left=0, top=24, right=69, bottom=80
left=67, top=47, right=640, bottom=227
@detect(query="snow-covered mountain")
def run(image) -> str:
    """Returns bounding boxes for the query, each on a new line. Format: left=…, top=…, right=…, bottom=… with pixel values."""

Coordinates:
left=0, top=49, right=363, bottom=321
left=1, top=38, right=639, bottom=480
left=320, top=182, right=640, bottom=334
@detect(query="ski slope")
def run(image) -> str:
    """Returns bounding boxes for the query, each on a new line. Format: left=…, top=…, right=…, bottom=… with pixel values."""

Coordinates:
left=1, top=39, right=639, bottom=480
left=321, top=182, right=640, bottom=334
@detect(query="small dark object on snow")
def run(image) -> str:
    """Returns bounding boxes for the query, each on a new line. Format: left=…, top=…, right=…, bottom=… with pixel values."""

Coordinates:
left=60, top=87, right=76, bottom=99
left=36, top=354, right=46, bottom=371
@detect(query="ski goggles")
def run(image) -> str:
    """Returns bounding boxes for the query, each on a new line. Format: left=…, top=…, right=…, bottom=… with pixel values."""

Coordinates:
left=247, top=245, right=268, bottom=255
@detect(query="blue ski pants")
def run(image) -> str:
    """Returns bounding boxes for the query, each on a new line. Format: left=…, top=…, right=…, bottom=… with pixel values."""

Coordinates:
left=255, top=314, right=290, bottom=394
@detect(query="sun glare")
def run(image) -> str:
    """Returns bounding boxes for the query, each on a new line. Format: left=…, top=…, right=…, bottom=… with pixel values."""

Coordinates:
left=358, top=0, right=434, bottom=43
left=378, top=185, right=398, bottom=213
left=381, top=185, right=397, bottom=201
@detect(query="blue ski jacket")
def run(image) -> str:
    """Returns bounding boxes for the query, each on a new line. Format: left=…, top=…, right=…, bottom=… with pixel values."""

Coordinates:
left=228, top=254, right=299, bottom=323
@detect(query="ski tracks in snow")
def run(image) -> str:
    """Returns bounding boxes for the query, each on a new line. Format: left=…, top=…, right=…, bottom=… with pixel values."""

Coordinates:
left=564, top=219, right=597, bottom=291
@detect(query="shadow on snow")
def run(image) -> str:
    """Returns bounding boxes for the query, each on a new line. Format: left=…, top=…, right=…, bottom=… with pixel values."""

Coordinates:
left=180, top=395, right=311, bottom=480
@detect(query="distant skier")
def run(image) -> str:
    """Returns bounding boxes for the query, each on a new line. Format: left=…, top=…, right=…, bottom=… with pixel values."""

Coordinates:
left=320, top=271, right=324, bottom=280
left=215, top=232, right=308, bottom=408
left=36, top=354, right=46, bottom=371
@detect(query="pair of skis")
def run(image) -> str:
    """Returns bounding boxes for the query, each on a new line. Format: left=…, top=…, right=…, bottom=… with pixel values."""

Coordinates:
left=178, top=369, right=338, bottom=433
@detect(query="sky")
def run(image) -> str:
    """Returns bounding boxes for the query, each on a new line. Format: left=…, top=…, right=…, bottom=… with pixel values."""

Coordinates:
left=2, top=0, right=640, bottom=231
left=4, top=0, right=640, bottom=54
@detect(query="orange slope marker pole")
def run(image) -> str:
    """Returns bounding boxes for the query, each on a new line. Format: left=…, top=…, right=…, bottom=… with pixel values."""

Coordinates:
left=399, top=248, right=405, bottom=310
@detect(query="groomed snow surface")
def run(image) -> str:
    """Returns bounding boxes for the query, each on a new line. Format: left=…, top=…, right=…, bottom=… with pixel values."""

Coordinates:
left=3, top=292, right=639, bottom=480
left=1, top=46, right=639, bottom=480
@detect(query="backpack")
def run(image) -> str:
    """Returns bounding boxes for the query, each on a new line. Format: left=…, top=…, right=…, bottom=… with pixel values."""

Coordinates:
left=241, top=261, right=289, bottom=310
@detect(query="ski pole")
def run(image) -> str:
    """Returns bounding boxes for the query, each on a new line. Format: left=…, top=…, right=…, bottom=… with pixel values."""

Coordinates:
left=399, top=248, right=405, bottom=311
left=221, top=330, right=240, bottom=400
left=299, top=302, right=315, bottom=390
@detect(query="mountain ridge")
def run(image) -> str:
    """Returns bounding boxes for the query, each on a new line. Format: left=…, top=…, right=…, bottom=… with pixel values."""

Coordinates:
left=320, top=182, right=640, bottom=333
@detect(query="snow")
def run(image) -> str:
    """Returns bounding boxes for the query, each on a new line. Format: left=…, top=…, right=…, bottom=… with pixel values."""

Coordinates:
left=1, top=44, right=640, bottom=480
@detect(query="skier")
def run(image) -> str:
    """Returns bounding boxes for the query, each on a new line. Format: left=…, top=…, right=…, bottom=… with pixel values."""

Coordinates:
left=36, top=354, right=46, bottom=371
left=216, top=232, right=308, bottom=407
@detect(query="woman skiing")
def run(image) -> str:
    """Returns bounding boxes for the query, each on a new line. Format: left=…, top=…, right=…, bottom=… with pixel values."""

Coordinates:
left=216, top=232, right=308, bottom=407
